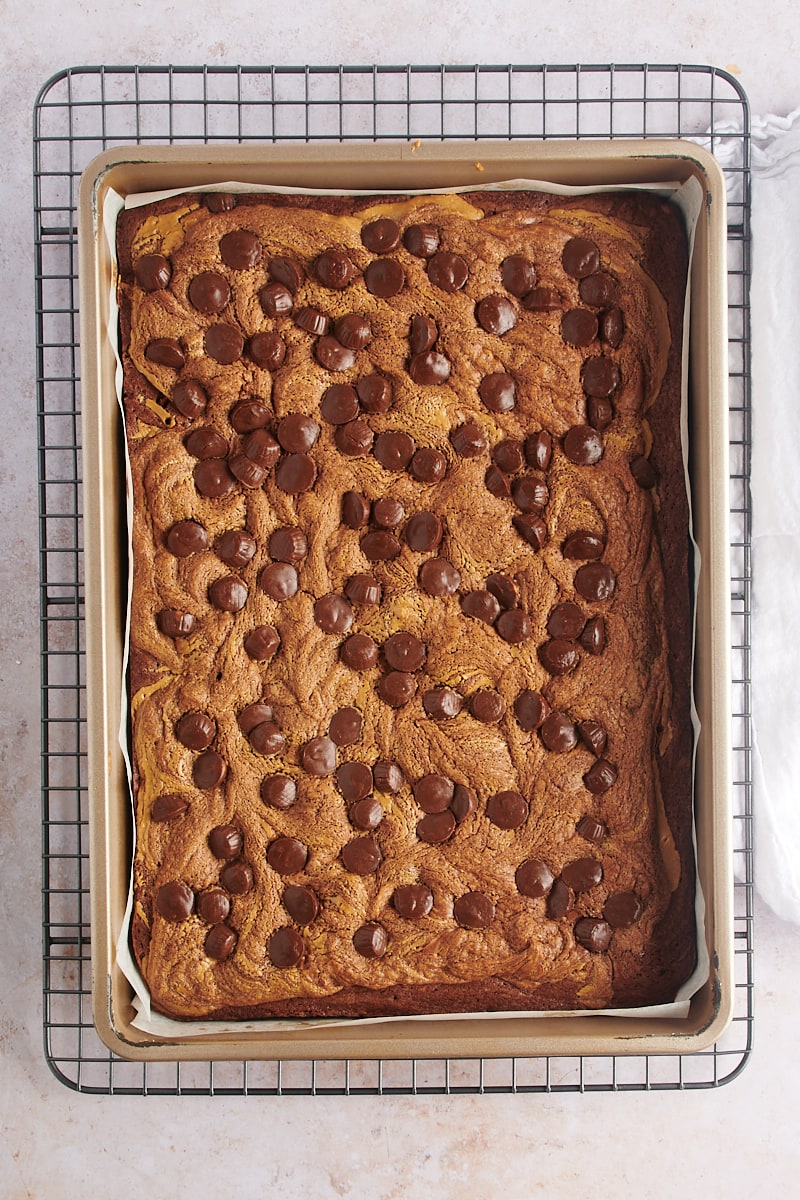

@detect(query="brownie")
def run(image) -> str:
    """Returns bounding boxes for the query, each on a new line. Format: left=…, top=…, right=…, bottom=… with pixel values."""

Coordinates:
left=116, top=187, right=696, bottom=1020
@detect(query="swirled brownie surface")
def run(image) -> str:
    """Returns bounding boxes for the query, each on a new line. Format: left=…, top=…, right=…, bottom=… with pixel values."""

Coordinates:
left=117, top=187, right=695, bottom=1020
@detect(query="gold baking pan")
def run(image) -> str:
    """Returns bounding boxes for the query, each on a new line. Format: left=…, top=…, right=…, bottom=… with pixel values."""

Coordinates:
left=79, top=140, right=732, bottom=1061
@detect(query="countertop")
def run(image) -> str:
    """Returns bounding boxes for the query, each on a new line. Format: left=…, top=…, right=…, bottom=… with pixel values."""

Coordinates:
left=2, top=2, right=798, bottom=1196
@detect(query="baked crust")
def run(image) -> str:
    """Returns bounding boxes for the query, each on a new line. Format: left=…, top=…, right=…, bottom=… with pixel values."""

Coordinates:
left=117, top=187, right=695, bottom=1020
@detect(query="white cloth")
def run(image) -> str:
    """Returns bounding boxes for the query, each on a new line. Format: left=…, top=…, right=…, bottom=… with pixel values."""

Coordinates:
left=714, top=110, right=800, bottom=922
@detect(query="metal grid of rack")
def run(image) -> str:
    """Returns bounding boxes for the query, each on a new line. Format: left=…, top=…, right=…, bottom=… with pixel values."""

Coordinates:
left=34, top=63, right=753, bottom=1094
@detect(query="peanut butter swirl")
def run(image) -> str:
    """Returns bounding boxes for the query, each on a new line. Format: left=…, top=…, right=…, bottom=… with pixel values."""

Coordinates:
left=118, top=189, right=696, bottom=1019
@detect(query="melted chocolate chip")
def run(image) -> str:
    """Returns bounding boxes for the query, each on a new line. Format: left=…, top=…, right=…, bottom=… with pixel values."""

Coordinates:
left=220, top=860, right=254, bottom=894
left=419, top=557, right=460, bottom=597
left=342, top=491, right=371, bottom=529
left=268, top=926, right=305, bottom=967
left=205, top=323, right=244, bottom=364
left=547, top=601, right=586, bottom=640
left=580, top=616, right=606, bottom=655
left=205, top=193, right=237, bottom=213
left=146, top=338, right=185, bottom=369
left=563, top=530, right=605, bottom=560
left=580, top=272, right=617, bottom=307
left=579, top=719, right=607, bottom=757
left=361, top=217, right=401, bottom=253
left=403, top=223, right=439, bottom=257
left=301, top=736, right=337, bottom=776
left=573, top=917, right=613, bottom=953
left=316, top=336, right=357, bottom=372
left=582, top=357, right=621, bottom=398
left=283, top=885, right=319, bottom=925
left=409, top=314, right=438, bottom=354
left=335, top=420, right=374, bottom=456
left=275, top=452, right=317, bottom=494
left=220, top=229, right=261, bottom=270
left=601, top=307, right=625, bottom=347
left=314, top=249, right=355, bottom=289
left=340, top=634, right=379, bottom=671
left=561, top=308, right=599, bottom=347
left=353, top=922, right=389, bottom=958
left=192, top=750, right=227, bottom=790
left=583, top=758, right=618, bottom=794
left=157, top=609, right=196, bottom=638
left=228, top=453, right=267, bottom=489
left=361, top=530, right=402, bottom=561
left=259, top=562, right=299, bottom=601
left=477, top=294, right=517, bottom=335
left=562, top=857, right=603, bottom=892
left=408, top=350, right=450, bottom=386
left=631, top=455, right=658, bottom=488
left=198, top=889, right=231, bottom=925
left=321, top=384, right=360, bottom=425
left=492, top=439, right=525, bottom=474
left=350, top=796, right=384, bottom=832
left=524, top=430, right=553, bottom=471
left=364, top=258, right=404, bottom=298
left=295, top=305, right=329, bottom=335
left=514, top=690, right=550, bottom=732
left=134, top=253, right=171, bottom=291
left=156, top=881, right=194, bottom=921
left=373, top=497, right=405, bottom=528
left=335, top=761, right=373, bottom=801
left=539, top=638, right=580, bottom=676
left=269, top=526, right=308, bottom=563
left=172, top=379, right=208, bottom=420
left=383, top=632, right=426, bottom=673
left=185, top=426, right=228, bottom=459
left=249, top=331, right=287, bottom=370
left=244, top=625, right=280, bottom=661
left=215, top=529, right=256, bottom=569
left=540, top=711, right=578, bottom=753
left=409, top=447, right=447, bottom=483
left=515, top=859, right=555, bottom=899
left=604, top=892, right=643, bottom=928
left=416, top=810, right=456, bottom=844
left=562, top=237, right=600, bottom=279
left=486, top=790, right=529, bottom=829
left=328, top=707, right=363, bottom=747
left=341, top=836, right=382, bottom=875
left=574, top=562, right=616, bottom=602
left=454, top=892, right=495, bottom=929
left=248, top=722, right=286, bottom=756
left=344, top=574, right=382, bottom=605
left=521, top=286, right=562, bottom=311
left=451, top=784, right=478, bottom=823
left=501, top=254, right=536, bottom=297
left=450, top=422, right=488, bottom=458
left=513, top=514, right=548, bottom=550
left=188, top=271, right=230, bottom=314
left=267, top=837, right=308, bottom=875
left=428, top=251, right=468, bottom=292
left=261, top=775, right=297, bottom=810
left=377, top=671, right=417, bottom=707
left=563, top=425, right=604, bottom=466
left=576, top=814, right=608, bottom=844
left=547, top=878, right=571, bottom=919
left=461, top=590, right=502, bottom=624
left=269, top=255, right=304, bottom=293
left=403, top=511, right=443, bottom=554
left=469, top=689, right=505, bottom=723
left=486, top=573, right=518, bottom=609
left=485, top=465, right=511, bottom=500
left=414, top=774, right=455, bottom=813
left=373, top=760, right=404, bottom=793
left=356, top=374, right=393, bottom=413
left=175, top=712, right=216, bottom=751
left=393, top=884, right=433, bottom=920
left=495, top=609, right=533, bottom=644
left=151, top=793, right=190, bottom=822
left=238, top=703, right=274, bottom=734
left=259, top=281, right=294, bottom=317
left=208, top=576, right=248, bottom=612
left=479, top=372, right=516, bottom=413
left=208, top=824, right=242, bottom=859
left=373, top=430, right=416, bottom=472
left=230, top=399, right=271, bottom=433
left=313, top=593, right=353, bottom=635
left=166, top=520, right=208, bottom=557
left=422, top=687, right=463, bottom=720
left=512, top=474, right=549, bottom=512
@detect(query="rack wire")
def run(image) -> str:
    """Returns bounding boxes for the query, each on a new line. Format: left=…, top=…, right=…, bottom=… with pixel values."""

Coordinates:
left=34, top=63, right=753, bottom=1094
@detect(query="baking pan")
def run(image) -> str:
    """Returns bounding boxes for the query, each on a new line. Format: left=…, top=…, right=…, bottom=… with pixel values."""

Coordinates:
left=79, top=139, right=732, bottom=1061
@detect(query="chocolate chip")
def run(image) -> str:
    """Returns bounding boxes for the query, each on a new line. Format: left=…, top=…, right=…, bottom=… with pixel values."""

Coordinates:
left=450, top=784, right=478, bottom=823
left=220, top=860, right=253, bottom=894
left=134, top=253, right=171, bottom=291
left=268, top=926, right=305, bottom=967
left=329, top=706, right=363, bottom=747
left=197, top=890, right=231, bottom=925
left=350, top=796, right=383, bottom=831
left=238, top=703, right=274, bottom=734
left=579, top=719, right=607, bottom=757
left=601, top=308, right=625, bottom=348
left=267, top=836, right=308, bottom=875
left=335, top=761, right=373, bottom=801
left=540, top=711, right=578, bottom=753
left=341, top=836, right=382, bottom=875
left=428, top=251, right=468, bottom=292
left=275, top=452, right=317, bottom=494
left=373, top=497, right=405, bottom=528
left=413, top=774, right=455, bottom=813
left=513, top=514, right=548, bottom=550
left=341, top=491, right=370, bottom=530
left=479, top=372, right=516, bottom=413
left=268, top=527, right=307, bottom=564
left=547, top=601, right=585, bottom=639
left=208, top=576, right=248, bottom=612
left=514, top=690, right=549, bottom=732
left=228, top=453, right=267, bottom=489
left=461, top=590, right=501, bottom=624
left=492, top=439, right=525, bottom=474
left=477, top=294, right=517, bottom=335
left=373, top=760, right=404, bottom=793
left=259, top=281, right=294, bottom=317
left=539, top=638, right=580, bottom=676
left=604, top=892, right=643, bottom=928
left=495, top=609, right=532, bottom=644
left=521, top=286, right=562, bottom=311
left=215, top=529, right=256, bottom=569
left=573, top=917, right=613, bottom=953
left=584, top=758, right=618, bottom=794
left=563, top=530, right=605, bottom=561
left=151, top=793, right=190, bottom=822
left=321, top=384, right=360, bottom=424
left=356, top=374, right=392, bottom=413
left=454, top=892, right=495, bottom=929
left=576, top=814, right=608, bottom=844
left=404, top=511, right=443, bottom=553
left=192, top=750, right=227, bottom=789
left=562, top=237, right=600, bottom=279
left=340, top=634, right=379, bottom=671
left=524, top=430, right=553, bottom=471
left=409, top=314, right=438, bottom=354
left=249, top=331, right=286, bottom=370
left=156, top=881, right=194, bottom=921
left=485, top=464, right=511, bottom=499
left=515, top=859, right=554, bottom=899
left=631, top=455, right=658, bottom=488
left=561, top=308, right=598, bottom=347
left=332, top=316, right=371, bottom=354
left=393, top=884, right=433, bottom=920
left=185, top=426, right=227, bottom=459
left=175, top=712, right=216, bottom=750
left=204, top=193, right=237, bottom=212
left=450, top=422, right=488, bottom=458
left=172, top=379, right=208, bottom=420
left=469, top=689, right=505, bottom=723
left=353, top=922, right=389, bottom=958
left=344, top=574, right=382, bottom=605
left=574, top=563, right=616, bottom=602
left=408, top=351, right=450, bottom=386
left=269, top=255, right=303, bottom=293
left=581, top=357, right=621, bottom=398
left=261, top=775, right=297, bottom=810
left=361, top=530, right=402, bottom=561
left=316, top=336, right=357, bottom=372
left=486, top=790, right=529, bottom=829
left=335, top=420, right=374, bottom=457
left=512, top=473, right=549, bottom=512
left=301, top=736, right=337, bottom=776
left=219, top=229, right=261, bottom=270
left=283, top=885, right=319, bottom=925
left=146, top=338, right=185, bottom=369
left=205, top=323, right=244, bottom=364
left=563, top=425, right=603, bottom=466
left=419, top=557, right=460, bottom=596
left=586, top=396, right=614, bottom=431
left=377, top=671, right=417, bottom=707
left=547, top=878, right=571, bottom=919
left=422, top=687, right=463, bottom=720
left=188, top=271, right=230, bottom=314
left=562, top=857, right=603, bottom=892
left=314, top=249, right=355, bottom=289
left=259, top=562, right=299, bottom=601
left=501, top=254, right=536, bottom=297
left=244, top=625, right=280, bottom=661
left=403, top=223, right=439, bottom=257
left=373, top=431, right=416, bottom=472
left=166, top=519, right=208, bottom=557
left=248, top=722, right=286, bottom=756
left=409, top=447, right=447, bottom=483
left=580, top=272, right=617, bottom=307
left=384, top=632, right=426, bottom=672
left=361, top=217, right=401, bottom=253
left=313, top=593, right=353, bottom=635
left=208, top=824, right=242, bottom=859
left=580, top=616, right=606, bottom=655
left=157, top=609, right=196, bottom=639
left=486, top=573, right=518, bottom=609
left=194, top=458, right=237, bottom=497
left=295, top=306, right=329, bottom=335
left=276, top=413, right=318, bottom=454
left=230, top=399, right=271, bottom=433
left=364, top=258, right=404, bottom=298
left=416, top=810, right=456, bottom=844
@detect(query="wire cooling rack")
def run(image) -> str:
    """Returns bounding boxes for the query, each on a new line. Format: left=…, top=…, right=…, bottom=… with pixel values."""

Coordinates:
left=34, top=63, right=753, bottom=1094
